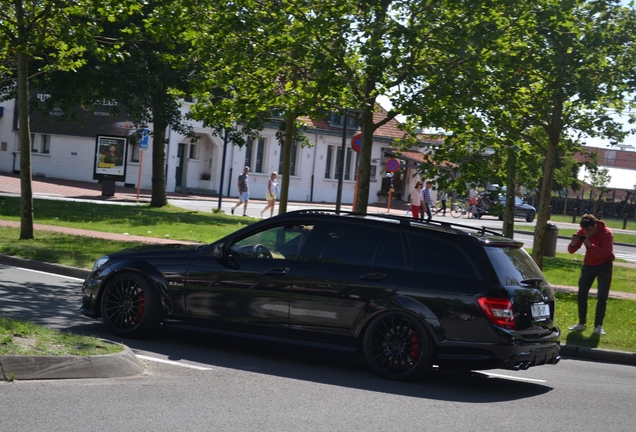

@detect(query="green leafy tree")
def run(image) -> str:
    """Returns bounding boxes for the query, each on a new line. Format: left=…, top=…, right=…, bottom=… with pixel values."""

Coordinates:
left=407, top=0, right=636, bottom=268
left=35, top=0, right=206, bottom=207
left=189, top=0, right=349, bottom=213
left=0, top=0, right=114, bottom=238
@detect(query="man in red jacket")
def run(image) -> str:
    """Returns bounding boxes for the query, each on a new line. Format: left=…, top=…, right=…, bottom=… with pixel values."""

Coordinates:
left=567, top=214, right=615, bottom=335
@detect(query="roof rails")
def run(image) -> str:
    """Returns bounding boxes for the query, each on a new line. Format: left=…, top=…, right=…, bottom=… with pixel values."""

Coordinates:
left=282, top=208, right=509, bottom=238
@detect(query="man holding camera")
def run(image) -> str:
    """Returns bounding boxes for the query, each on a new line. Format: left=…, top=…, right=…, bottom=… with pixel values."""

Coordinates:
left=567, top=214, right=615, bottom=335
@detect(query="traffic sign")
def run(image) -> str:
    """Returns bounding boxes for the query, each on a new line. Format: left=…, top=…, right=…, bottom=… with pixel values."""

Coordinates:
left=139, top=129, right=149, bottom=150
left=351, top=132, right=362, bottom=153
left=386, top=158, right=400, bottom=172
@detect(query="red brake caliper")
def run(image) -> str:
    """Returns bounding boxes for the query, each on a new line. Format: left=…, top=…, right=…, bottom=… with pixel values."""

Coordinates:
left=135, top=293, right=146, bottom=323
left=410, top=332, right=420, bottom=360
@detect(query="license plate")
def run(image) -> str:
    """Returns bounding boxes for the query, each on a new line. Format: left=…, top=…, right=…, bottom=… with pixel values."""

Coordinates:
left=531, top=302, right=550, bottom=320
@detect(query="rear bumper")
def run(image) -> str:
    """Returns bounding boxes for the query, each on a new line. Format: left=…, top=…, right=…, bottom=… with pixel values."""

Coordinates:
left=435, top=339, right=561, bottom=371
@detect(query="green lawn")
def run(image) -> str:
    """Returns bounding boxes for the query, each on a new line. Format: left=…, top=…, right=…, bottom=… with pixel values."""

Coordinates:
left=555, top=293, right=636, bottom=353
left=0, top=316, right=122, bottom=356
left=0, top=196, right=255, bottom=243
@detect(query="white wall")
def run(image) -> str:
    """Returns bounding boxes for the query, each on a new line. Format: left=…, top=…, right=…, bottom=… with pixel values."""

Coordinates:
left=0, top=98, right=388, bottom=205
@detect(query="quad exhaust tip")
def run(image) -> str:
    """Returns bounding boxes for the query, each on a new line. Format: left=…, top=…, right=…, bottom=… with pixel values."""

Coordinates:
left=513, top=355, right=560, bottom=371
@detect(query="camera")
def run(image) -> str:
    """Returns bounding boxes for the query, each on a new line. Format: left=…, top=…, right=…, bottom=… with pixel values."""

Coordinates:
left=577, top=235, right=587, bottom=241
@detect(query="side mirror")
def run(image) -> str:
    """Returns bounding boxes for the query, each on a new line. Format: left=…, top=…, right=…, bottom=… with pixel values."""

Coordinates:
left=212, top=243, right=225, bottom=258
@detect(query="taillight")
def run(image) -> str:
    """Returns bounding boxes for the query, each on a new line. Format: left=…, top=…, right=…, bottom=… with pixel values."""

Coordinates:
left=477, top=297, right=516, bottom=330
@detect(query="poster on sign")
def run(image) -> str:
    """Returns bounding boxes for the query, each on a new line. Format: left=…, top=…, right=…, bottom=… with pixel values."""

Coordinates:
left=93, top=135, right=128, bottom=181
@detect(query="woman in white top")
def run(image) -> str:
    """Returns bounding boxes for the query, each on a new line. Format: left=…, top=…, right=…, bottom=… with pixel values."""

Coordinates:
left=409, top=181, right=424, bottom=220
left=261, top=172, right=279, bottom=217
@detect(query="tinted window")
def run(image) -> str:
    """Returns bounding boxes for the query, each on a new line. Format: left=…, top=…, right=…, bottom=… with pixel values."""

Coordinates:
left=408, top=234, right=478, bottom=278
left=373, top=231, right=407, bottom=270
left=232, top=224, right=314, bottom=260
left=308, top=223, right=383, bottom=266
left=484, top=246, right=547, bottom=286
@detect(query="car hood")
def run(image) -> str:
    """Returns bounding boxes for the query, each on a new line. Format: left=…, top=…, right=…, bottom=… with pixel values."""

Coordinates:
left=107, top=243, right=205, bottom=259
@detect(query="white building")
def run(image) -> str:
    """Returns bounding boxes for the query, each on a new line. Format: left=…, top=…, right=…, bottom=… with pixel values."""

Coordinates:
left=0, top=97, right=432, bottom=204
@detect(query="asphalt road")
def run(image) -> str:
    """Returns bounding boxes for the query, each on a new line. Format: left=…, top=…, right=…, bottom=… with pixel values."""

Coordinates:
left=1, top=265, right=635, bottom=431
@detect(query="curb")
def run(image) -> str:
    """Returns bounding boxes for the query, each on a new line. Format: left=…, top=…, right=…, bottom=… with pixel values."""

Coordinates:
left=0, top=344, right=144, bottom=381
left=559, top=345, right=636, bottom=366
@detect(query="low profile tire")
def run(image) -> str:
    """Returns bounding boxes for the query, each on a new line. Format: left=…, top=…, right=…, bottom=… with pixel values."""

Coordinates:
left=363, top=312, right=432, bottom=381
left=526, top=210, right=535, bottom=223
left=100, top=272, right=162, bottom=338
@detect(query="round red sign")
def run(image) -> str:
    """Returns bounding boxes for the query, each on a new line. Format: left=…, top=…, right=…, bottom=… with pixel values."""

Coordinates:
left=351, top=133, right=362, bottom=153
left=386, top=158, right=400, bottom=172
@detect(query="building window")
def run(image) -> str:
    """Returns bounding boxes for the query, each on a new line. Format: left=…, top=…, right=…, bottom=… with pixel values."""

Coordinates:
left=325, top=145, right=333, bottom=178
left=329, top=112, right=359, bottom=129
left=31, top=134, right=38, bottom=153
left=31, top=133, right=50, bottom=153
left=189, top=143, right=198, bottom=160
left=129, top=142, right=140, bottom=163
left=245, top=137, right=266, bottom=173
left=41, top=135, right=50, bottom=154
left=279, top=142, right=298, bottom=176
left=345, top=148, right=352, bottom=180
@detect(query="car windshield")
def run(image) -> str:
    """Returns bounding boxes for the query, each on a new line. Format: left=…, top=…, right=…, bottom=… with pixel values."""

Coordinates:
left=484, top=246, right=547, bottom=287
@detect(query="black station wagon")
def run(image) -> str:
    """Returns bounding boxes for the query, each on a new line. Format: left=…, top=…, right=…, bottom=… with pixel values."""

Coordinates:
left=81, top=210, right=561, bottom=381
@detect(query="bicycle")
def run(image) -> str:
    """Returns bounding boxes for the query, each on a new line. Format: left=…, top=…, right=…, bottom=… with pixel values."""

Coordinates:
left=450, top=201, right=467, bottom=218
left=451, top=200, right=479, bottom=219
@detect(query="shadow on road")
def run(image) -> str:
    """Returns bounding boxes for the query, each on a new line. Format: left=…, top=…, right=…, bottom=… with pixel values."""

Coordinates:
left=1, top=270, right=553, bottom=402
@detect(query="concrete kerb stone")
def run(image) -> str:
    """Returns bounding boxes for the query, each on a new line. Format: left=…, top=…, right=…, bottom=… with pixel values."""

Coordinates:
left=0, top=344, right=144, bottom=381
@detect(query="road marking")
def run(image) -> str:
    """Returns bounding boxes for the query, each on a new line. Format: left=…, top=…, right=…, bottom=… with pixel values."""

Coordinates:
left=136, top=354, right=213, bottom=371
left=9, top=266, right=84, bottom=281
left=484, top=372, right=546, bottom=383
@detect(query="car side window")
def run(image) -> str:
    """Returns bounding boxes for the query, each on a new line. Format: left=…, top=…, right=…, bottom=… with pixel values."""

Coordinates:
left=307, top=223, right=384, bottom=266
left=373, top=231, right=407, bottom=270
left=231, top=224, right=314, bottom=260
left=408, top=234, right=478, bottom=278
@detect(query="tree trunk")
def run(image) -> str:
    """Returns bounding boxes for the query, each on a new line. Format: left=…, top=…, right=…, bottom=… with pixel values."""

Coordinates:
left=17, top=47, right=34, bottom=239
left=532, top=134, right=559, bottom=269
left=150, top=109, right=168, bottom=207
left=354, top=101, right=375, bottom=213
left=502, top=146, right=517, bottom=238
left=278, top=112, right=295, bottom=214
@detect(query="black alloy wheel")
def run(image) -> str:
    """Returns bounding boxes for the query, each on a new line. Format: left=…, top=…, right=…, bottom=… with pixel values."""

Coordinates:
left=526, top=210, right=536, bottom=223
left=363, top=312, right=432, bottom=381
left=100, top=272, right=161, bottom=338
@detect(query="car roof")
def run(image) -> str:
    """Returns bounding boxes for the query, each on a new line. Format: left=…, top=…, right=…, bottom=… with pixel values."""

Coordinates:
left=272, top=209, right=521, bottom=245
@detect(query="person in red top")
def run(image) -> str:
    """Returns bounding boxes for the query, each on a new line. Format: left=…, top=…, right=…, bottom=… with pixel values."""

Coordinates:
left=567, top=214, right=615, bottom=335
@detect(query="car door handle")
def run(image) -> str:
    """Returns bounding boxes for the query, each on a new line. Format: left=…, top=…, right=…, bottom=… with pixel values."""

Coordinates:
left=360, top=273, right=386, bottom=281
left=264, top=267, right=290, bottom=276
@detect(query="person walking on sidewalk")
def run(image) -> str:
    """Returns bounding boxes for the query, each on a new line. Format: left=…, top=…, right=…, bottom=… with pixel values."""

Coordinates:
left=421, top=181, right=433, bottom=222
left=261, top=171, right=279, bottom=218
left=567, top=214, right=615, bottom=335
left=409, top=182, right=424, bottom=220
left=439, top=190, right=447, bottom=216
left=231, top=166, right=250, bottom=216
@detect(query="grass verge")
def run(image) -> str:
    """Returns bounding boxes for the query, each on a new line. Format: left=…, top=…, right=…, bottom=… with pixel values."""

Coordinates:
left=0, top=315, right=123, bottom=356
left=555, top=293, right=636, bottom=353
left=0, top=196, right=255, bottom=243
left=541, top=252, right=636, bottom=294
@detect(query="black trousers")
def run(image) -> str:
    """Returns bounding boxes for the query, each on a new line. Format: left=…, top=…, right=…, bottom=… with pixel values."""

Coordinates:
left=577, top=261, right=613, bottom=327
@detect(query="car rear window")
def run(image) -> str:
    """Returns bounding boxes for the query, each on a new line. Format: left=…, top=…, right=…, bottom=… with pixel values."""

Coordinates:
left=484, top=246, right=547, bottom=286
left=408, top=234, right=479, bottom=278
